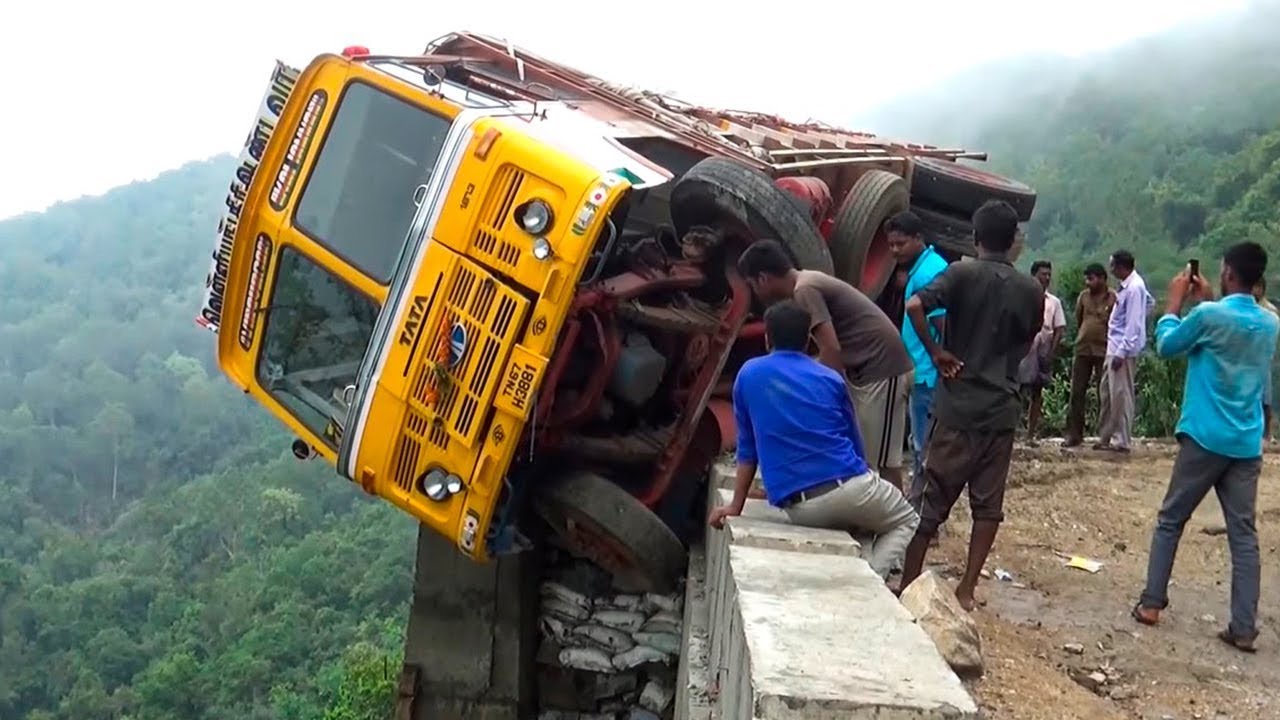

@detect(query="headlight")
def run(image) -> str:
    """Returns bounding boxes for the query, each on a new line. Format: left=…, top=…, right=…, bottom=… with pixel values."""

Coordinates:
left=517, top=199, right=553, bottom=235
left=420, top=468, right=450, bottom=502
left=531, top=237, right=553, bottom=261
left=419, top=468, right=465, bottom=502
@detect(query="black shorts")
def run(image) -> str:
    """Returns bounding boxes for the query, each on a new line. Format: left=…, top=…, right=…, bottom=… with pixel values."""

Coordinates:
left=914, top=422, right=1015, bottom=534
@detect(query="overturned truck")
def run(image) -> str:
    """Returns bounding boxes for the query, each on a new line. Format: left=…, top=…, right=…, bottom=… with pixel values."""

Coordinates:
left=198, top=31, right=1037, bottom=593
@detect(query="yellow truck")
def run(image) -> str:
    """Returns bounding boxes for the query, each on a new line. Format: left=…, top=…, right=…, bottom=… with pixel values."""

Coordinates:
left=197, top=32, right=1037, bottom=591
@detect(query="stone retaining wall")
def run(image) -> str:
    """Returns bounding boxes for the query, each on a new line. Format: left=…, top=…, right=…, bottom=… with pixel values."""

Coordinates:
left=676, top=462, right=979, bottom=720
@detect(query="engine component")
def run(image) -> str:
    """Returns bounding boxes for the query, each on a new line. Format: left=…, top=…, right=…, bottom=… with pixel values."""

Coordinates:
left=609, top=332, right=668, bottom=408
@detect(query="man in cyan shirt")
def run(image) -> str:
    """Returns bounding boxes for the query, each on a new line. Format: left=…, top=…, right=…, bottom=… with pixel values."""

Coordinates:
left=1096, top=250, right=1154, bottom=453
left=887, top=210, right=949, bottom=498
left=708, top=300, right=920, bottom=579
left=1133, top=243, right=1277, bottom=653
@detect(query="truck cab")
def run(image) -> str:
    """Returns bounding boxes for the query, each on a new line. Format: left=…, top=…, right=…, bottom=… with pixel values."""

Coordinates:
left=201, top=35, right=1038, bottom=592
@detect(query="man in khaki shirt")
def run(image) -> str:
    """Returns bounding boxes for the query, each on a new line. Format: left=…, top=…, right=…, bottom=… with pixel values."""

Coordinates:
left=738, top=240, right=914, bottom=492
left=1064, top=263, right=1116, bottom=447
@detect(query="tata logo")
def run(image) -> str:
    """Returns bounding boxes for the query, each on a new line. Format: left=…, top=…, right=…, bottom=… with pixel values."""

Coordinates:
left=448, top=322, right=468, bottom=368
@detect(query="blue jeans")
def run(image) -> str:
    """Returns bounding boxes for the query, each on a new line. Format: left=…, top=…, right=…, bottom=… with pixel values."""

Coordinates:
left=1140, top=435, right=1261, bottom=638
left=908, top=383, right=936, bottom=503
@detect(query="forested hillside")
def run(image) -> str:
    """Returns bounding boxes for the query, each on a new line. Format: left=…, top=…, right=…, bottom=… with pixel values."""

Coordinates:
left=5, top=5, right=1280, bottom=717
left=0, top=159, right=413, bottom=720
left=864, top=1, right=1280, bottom=282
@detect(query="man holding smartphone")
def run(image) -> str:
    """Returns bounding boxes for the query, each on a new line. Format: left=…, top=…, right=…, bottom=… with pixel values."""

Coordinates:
left=1133, top=244, right=1277, bottom=653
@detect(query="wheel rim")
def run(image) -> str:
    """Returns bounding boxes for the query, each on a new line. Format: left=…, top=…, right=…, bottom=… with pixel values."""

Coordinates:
left=860, top=225, right=893, bottom=295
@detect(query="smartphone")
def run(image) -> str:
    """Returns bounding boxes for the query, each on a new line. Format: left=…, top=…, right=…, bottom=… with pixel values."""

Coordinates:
left=1188, top=259, right=1200, bottom=279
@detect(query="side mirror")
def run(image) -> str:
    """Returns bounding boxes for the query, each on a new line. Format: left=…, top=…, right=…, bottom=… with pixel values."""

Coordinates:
left=423, top=64, right=445, bottom=87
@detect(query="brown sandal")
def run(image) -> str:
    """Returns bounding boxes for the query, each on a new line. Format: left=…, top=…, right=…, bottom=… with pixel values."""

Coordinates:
left=1218, top=628, right=1258, bottom=654
left=1131, top=602, right=1160, bottom=626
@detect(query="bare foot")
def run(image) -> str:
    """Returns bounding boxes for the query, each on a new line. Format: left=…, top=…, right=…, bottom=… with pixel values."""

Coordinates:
left=955, top=585, right=977, bottom=612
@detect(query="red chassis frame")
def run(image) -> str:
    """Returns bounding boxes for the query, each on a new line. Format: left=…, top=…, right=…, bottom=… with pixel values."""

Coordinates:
left=532, top=257, right=755, bottom=509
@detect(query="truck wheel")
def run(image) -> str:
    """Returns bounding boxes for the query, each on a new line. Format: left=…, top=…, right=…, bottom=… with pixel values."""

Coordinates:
left=910, top=157, right=1037, bottom=222
left=670, top=157, right=834, bottom=274
left=913, top=205, right=973, bottom=241
left=535, top=470, right=686, bottom=593
left=912, top=205, right=1026, bottom=262
left=829, top=170, right=909, bottom=297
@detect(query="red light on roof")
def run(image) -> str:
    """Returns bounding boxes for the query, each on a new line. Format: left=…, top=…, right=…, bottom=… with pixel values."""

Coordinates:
left=342, top=46, right=371, bottom=58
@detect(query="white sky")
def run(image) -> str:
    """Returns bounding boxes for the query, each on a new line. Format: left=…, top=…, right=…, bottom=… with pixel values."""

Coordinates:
left=0, top=0, right=1244, bottom=220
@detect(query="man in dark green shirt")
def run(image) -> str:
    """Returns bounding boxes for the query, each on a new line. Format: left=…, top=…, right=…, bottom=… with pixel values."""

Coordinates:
left=898, top=200, right=1044, bottom=610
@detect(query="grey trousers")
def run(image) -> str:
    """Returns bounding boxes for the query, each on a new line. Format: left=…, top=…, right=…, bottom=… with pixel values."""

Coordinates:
left=785, top=471, right=921, bottom=579
left=1140, top=436, right=1261, bottom=638
left=1098, top=355, right=1138, bottom=449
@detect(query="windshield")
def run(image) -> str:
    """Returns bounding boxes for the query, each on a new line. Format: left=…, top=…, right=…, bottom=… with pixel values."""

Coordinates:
left=256, top=247, right=380, bottom=447
left=294, top=80, right=452, bottom=283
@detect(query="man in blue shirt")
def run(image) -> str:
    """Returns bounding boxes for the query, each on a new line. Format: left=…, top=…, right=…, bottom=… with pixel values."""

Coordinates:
left=708, top=300, right=920, bottom=579
left=1132, top=242, right=1278, bottom=653
left=886, top=211, right=948, bottom=499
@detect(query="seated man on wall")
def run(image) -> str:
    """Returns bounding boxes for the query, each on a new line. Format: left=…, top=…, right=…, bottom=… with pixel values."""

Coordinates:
left=708, top=300, right=920, bottom=579
left=738, top=239, right=914, bottom=493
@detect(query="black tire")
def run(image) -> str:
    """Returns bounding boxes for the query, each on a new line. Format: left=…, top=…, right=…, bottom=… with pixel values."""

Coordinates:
left=911, top=205, right=1025, bottom=262
left=535, top=470, right=686, bottom=593
left=670, top=157, right=834, bottom=274
left=913, top=205, right=972, bottom=241
left=910, top=157, right=1037, bottom=222
left=829, top=170, right=909, bottom=297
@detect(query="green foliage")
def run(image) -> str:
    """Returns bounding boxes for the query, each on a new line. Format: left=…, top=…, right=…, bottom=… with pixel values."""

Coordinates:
left=0, top=159, right=413, bottom=719
left=869, top=4, right=1280, bottom=438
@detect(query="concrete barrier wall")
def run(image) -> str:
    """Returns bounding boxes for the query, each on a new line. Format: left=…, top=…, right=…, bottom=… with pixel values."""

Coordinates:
left=676, top=461, right=978, bottom=720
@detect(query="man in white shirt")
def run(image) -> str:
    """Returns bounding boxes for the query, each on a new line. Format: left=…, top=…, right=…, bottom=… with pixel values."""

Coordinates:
left=1095, top=250, right=1155, bottom=453
left=1018, top=260, right=1067, bottom=442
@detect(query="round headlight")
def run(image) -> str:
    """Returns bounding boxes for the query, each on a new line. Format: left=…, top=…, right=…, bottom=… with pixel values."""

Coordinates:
left=531, top=237, right=553, bottom=261
left=419, top=468, right=450, bottom=502
left=445, top=474, right=464, bottom=495
left=518, top=200, right=553, bottom=235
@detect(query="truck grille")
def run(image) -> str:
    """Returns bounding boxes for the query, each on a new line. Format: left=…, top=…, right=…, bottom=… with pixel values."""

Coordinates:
left=391, top=255, right=527, bottom=493
left=470, top=164, right=525, bottom=276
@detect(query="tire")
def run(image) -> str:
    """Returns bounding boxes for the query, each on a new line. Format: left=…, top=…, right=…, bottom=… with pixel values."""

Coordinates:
left=911, top=205, right=1025, bottom=262
left=535, top=470, right=686, bottom=593
left=670, top=157, right=834, bottom=274
left=829, top=170, right=909, bottom=298
left=913, top=205, right=973, bottom=242
left=910, top=157, right=1037, bottom=222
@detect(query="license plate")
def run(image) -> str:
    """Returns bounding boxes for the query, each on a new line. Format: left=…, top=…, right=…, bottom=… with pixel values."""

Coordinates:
left=493, top=345, right=548, bottom=420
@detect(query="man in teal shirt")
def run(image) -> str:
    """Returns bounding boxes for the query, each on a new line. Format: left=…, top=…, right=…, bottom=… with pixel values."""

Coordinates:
left=887, top=211, right=948, bottom=499
left=1132, top=242, right=1278, bottom=653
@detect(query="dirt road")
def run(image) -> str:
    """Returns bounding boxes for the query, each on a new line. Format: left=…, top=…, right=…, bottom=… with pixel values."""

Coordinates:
left=924, top=441, right=1280, bottom=720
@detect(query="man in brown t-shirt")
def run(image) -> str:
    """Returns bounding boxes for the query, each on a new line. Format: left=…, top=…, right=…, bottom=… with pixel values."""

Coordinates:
left=738, top=239, right=914, bottom=491
left=1064, top=263, right=1116, bottom=447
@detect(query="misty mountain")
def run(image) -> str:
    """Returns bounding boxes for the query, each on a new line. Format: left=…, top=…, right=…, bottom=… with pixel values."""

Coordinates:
left=857, top=1, right=1280, bottom=281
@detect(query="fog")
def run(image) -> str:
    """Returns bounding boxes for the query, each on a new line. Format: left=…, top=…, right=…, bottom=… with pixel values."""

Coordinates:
left=856, top=0, right=1280, bottom=151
